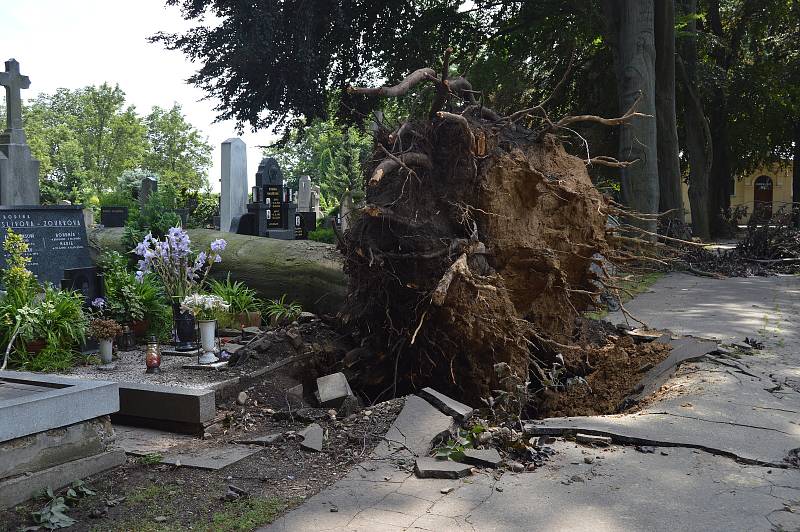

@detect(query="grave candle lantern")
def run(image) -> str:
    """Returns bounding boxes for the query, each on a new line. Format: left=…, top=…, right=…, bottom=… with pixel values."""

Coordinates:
left=144, top=336, right=161, bottom=374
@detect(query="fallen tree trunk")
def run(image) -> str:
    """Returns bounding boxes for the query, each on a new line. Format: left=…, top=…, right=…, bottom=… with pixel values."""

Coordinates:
left=89, top=228, right=347, bottom=316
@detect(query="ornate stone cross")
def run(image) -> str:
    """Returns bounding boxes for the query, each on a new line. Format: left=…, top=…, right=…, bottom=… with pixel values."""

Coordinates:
left=0, top=58, right=30, bottom=143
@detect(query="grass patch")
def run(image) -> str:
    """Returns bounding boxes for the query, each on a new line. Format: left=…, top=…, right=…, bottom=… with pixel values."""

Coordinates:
left=137, top=453, right=163, bottom=465
left=197, top=497, right=288, bottom=532
left=585, top=271, right=665, bottom=320
left=126, top=483, right=180, bottom=505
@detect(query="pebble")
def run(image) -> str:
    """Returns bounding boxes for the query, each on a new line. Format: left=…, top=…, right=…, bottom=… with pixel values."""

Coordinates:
left=584, top=457, right=594, bottom=464
left=154, top=516, right=167, bottom=523
left=507, top=460, right=525, bottom=473
left=330, top=506, right=339, bottom=513
left=237, top=391, right=249, bottom=405
left=441, top=487, right=455, bottom=494
left=495, top=486, right=504, bottom=492
left=570, top=474, right=585, bottom=483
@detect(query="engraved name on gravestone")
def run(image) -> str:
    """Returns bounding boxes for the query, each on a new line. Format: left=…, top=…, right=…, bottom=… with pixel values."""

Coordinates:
left=0, top=206, right=92, bottom=285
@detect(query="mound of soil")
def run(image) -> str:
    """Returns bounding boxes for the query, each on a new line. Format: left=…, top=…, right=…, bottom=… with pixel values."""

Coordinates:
left=538, top=335, right=672, bottom=418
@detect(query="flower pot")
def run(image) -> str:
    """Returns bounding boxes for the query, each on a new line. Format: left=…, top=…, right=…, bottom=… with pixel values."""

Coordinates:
left=197, top=319, right=218, bottom=365
left=24, top=339, right=46, bottom=355
left=98, top=339, right=114, bottom=364
left=131, top=320, right=150, bottom=338
left=172, top=303, right=197, bottom=351
left=236, top=311, right=262, bottom=328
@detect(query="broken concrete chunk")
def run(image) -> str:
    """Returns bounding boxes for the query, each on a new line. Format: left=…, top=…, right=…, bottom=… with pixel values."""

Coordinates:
left=298, top=423, right=324, bottom=452
left=242, top=326, right=262, bottom=335
left=576, top=433, right=612, bottom=447
left=316, top=372, right=354, bottom=408
left=236, top=391, right=248, bottom=405
left=298, top=311, right=317, bottom=323
left=417, top=387, right=474, bottom=421
left=461, top=448, right=502, bottom=468
left=414, top=457, right=472, bottom=479
left=285, top=329, right=304, bottom=349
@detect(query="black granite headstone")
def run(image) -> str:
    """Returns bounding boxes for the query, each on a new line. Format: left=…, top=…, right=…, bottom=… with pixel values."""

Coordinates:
left=0, top=206, right=93, bottom=286
left=100, top=206, right=129, bottom=227
left=295, top=212, right=317, bottom=240
left=60, top=267, right=104, bottom=354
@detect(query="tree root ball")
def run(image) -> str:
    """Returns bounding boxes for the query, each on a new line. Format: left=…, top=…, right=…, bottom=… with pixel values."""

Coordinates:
left=340, top=115, right=610, bottom=403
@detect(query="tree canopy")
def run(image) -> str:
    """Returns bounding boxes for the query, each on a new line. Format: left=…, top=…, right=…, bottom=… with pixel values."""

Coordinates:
left=19, top=85, right=211, bottom=203
left=154, top=0, right=798, bottom=237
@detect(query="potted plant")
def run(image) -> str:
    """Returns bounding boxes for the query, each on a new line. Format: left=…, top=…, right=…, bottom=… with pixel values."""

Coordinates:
left=208, top=274, right=262, bottom=328
left=88, top=318, right=123, bottom=365
left=181, top=294, right=229, bottom=364
left=133, top=228, right=227, bottom=351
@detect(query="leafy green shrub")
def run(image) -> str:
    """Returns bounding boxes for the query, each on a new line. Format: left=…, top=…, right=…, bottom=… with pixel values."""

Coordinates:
left=262, top=294, right=302, bottom=325
left=187, top=192, right=219, bottom=229
left=97, top=251, right=145, bottom=323
left=123, top=184, right=181, bottom=251
left=308, top=227, right=336, bottom=244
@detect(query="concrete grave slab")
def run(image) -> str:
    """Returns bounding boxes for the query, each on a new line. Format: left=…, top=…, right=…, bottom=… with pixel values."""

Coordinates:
left=415, top=457, right=473, bottom=479
left=0, top=371, right=119, bottom=442
left=114, top=425, right=197, bottom=456
left=461, top=448, right=502, bottom=468
left=0, top=450, right=125, bottom=509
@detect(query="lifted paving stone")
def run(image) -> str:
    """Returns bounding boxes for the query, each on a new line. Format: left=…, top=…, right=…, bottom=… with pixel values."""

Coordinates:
left=461, top=448, right=502, bottom=468
left=414, top=457, right=473, bottom=479
left=298, top=422, right=324, bottom=452
left=373, top=395, right=454, bottom=459
left=159, top=445, right=262, bottom=470
left=417, top=387, right=474, bottom=421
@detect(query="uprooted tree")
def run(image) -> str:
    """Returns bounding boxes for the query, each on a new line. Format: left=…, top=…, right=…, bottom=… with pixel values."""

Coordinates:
left=339, top=53, right=652, bottom=405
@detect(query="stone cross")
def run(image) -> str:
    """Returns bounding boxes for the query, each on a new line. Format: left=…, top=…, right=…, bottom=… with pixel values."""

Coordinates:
left=0, top=59, right=30, bottom=143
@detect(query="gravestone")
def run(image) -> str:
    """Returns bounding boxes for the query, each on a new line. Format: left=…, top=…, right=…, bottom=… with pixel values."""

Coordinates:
left=0, top=205, right=92, bottom=286
left=139, top=176, right=157, bottom=208
left=100, top=206, right=129, bottom=227
left=297, top=175, right=312, bottom=212
left=242, top=157, right=296, bottom=240
left=0, top=59, right=40, bottom=206
left=295, top=211, right=317, bottom=240
left=61, top=267, right=104, bottom=354
left=311, top=185, right=322, bottom=220
left=220, top=138, right=248, bottom=232
left=340, top=190, right=354, bottom=233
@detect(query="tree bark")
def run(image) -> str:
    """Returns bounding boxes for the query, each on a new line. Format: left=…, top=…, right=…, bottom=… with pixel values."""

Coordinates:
left=654, top=0, right=684, bottom=220
left=794, top=119, right=800, bottom=226
left=677, top=0, right=712, bottom=240
left=89, top=228, right=347, bottom=315
left=604, top=0, right=660, bottom=232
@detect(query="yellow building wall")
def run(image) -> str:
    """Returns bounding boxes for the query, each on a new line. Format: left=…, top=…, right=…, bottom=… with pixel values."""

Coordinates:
left=681, top=164, right=793, bottom=223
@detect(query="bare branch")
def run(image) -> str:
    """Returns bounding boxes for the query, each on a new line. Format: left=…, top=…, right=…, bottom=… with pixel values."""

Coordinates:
left=348, top=68, right=437, bottom=97
left=555, top=91, right=650, bottom=128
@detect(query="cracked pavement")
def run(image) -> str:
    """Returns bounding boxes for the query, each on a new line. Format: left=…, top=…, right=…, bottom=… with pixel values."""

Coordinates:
left=262, top=274, right=800, bottom=531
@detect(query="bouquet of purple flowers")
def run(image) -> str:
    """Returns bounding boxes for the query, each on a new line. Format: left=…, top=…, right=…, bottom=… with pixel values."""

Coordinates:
left=133, top=227, right=227, bottom=301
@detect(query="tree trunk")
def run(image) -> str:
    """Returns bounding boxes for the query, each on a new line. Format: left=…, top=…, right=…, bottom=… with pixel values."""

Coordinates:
left=89, top=228, right=347, bottom=315
left=708, top=91, right=733, bottom=235
left=654, top=0, right=684, bottom=220
left=794, top=119, right=800, bottom=226
left=677, top=0, right=712, bottom=240
left=604, top=0, right=660, bottom=232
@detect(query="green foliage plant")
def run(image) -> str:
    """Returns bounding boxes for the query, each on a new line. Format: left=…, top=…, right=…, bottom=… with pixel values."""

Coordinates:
left=262, top=294, right=302, bottom=326
left=208, top=274, right=259, bottom=314
left=308, top=227, right=336, bottom=244
left=434, top=425, right=485, bottom=462
left=123, top=184, right=181, bottom=251
left=97, top=252, right=145, bottom=324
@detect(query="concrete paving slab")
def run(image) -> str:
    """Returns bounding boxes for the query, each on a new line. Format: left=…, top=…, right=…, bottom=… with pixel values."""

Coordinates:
left=114, top=425, right=196, bottom=456
left=159, top=444, right=262, bottom=470
left=373, top=395, right=454, bottom=459
left=417, top=387, right=474, bottom=421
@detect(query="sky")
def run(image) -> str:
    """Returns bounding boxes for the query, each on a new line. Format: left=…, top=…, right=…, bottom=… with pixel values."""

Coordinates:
left=0, top=0, right=277, bottom=192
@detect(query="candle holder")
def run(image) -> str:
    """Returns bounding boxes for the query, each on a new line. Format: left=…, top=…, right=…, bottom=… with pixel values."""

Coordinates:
left=145, top=336, right=162, bottom=374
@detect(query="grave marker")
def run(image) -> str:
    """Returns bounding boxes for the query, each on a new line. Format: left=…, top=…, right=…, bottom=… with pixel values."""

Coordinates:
left=0, top=59, right=40, bottom=206
left=220, top=138, right=247, bottom=232
left=0, top=205, right=92, bottom=285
